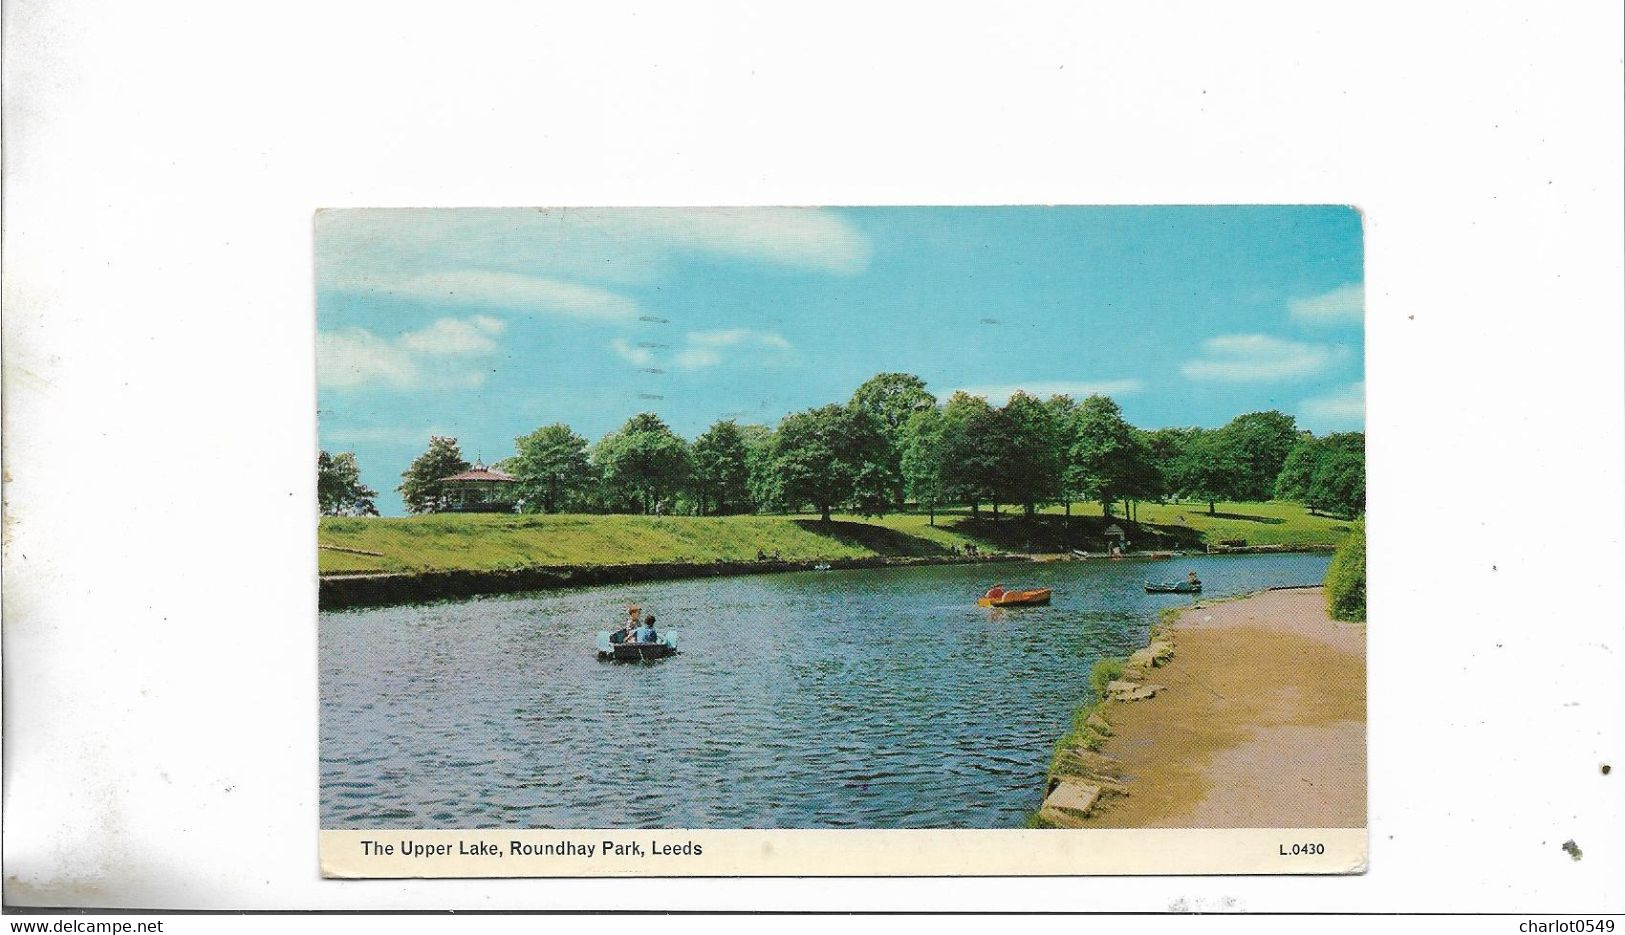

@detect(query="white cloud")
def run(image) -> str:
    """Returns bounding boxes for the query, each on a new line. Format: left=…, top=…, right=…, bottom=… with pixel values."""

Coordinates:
left=316, top=207, right=870, bottom=307
left=674, top=347, right=722, bottom=369
left=317, top=316, right=503, bottom=391
left=1290, top=284, right=1364, bottom=324
left=1299, top=381, right=1365, bottom=425
left=610, top=338, right=654, bottom=366
left=622, top=208, right=871, bottom=275
left=317, top=328, right=419, bottom=389
left=400, top=316, right=504, bottom=356
left=672, top=329, right=793, bottom=369
left=686, top=328, right=792, bottom=350
left=952, top=379, right=1145, bottom=405
left=1181, top=334, right=1335, bottom=382
left=349, top=270, right=639, bottom=322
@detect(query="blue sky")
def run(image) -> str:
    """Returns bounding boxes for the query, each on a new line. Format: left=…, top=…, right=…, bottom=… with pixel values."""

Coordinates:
left=317, top=206, right=1364, bottom=515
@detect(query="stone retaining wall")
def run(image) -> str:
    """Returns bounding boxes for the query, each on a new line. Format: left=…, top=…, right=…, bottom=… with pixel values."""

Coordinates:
left=319, top=553, right=1032, bottom=610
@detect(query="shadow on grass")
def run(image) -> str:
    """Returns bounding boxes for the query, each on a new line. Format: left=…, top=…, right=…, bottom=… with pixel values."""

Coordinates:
left=1205, top=511, right=1287, bottom=525
left=944, top=514, right=1205, bottom=553
left=791, top=519, right=952, bottom=557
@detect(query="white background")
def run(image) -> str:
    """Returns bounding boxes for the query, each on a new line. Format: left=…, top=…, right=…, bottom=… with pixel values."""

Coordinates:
left=4, top=0, right=1622, bottom=914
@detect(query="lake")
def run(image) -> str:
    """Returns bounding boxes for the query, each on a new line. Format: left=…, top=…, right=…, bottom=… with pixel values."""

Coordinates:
left=320, top=552, right=1330, bottom=829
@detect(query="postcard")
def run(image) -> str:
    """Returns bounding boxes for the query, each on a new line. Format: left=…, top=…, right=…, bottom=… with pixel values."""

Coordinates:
left=315, top=206, right=1367, bottom=876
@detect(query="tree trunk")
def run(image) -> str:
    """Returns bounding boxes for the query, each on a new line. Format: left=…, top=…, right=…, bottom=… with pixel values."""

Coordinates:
left=820, top=502, right=831, bottom=523
left=971, top=502, right=979, bottom=518
left=1208, top=499, right=1216, bottom=515
left=1064, top=500, right=1071, bottom=517
left=1024, top=501, right=1034, bottom=518
left=928, top=502, right=936, bottom=526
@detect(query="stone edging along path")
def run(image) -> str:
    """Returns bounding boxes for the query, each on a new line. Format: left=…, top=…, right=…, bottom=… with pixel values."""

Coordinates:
left=319, top=553, right=1034, bottom=610
left=1036, top=585, right=1366, bottom=829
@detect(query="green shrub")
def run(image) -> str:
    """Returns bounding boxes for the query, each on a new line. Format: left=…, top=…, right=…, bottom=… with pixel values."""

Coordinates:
left=1324, top=518, right=1366, bottom=622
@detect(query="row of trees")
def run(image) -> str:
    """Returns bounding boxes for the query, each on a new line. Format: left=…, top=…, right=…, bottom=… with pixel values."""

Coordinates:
left=325, top=372, right=1365, bottom=520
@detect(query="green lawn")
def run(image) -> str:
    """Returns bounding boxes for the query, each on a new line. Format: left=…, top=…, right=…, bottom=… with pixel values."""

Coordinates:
left=318, top=501, right=1352, bottom=575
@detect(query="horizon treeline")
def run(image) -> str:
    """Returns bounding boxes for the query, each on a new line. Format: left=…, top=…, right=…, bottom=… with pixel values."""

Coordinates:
left=318, top=372, right=1366, bottom=521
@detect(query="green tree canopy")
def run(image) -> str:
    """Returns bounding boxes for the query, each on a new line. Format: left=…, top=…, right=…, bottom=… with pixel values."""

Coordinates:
left=1182, top=427, right=1247, bottom=514
left=690, top=419, right=753, bottom=515
left=849, top=372, right=936, bottom=507
left=592, top=413, right=691, bottom=514
left=999, top=391, right=1064, bottom=516
left=899, top=406, right=948, bottom=525
left=317, top=450, right=379, bottom=516
left=1309, top=446, right=1366, bottom=517
left=772, top=404, right=890, bottom=521
left=505, top=423, right=594, bottom=514
left=1274, top=434, right=1323, bottom=502
left=1069, top=394, right=1138, bottom=515
left=739, top=424, right=781, bottom=513
left=1216, top=410, right=1300, bottom=500
left=939, top=391, right=1005, bottom=515
left=398, top=436, right=471, bottom=514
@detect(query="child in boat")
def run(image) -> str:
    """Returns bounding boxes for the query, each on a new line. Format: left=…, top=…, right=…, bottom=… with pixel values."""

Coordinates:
left=611, top=606, right=640, bottom=643
left=984, top=584, right=1007, bottom=601
left=1187, top=570, right=1201, bottom=586
left=634, top=614, right=658, bottom=644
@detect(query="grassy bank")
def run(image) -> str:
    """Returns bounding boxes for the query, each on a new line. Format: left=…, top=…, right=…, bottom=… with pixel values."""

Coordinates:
left=318, top=501, right=1354, bottom=575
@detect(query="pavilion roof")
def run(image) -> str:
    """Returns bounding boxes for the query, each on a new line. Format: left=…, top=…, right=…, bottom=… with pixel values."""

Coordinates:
left=439, top=466, right=517, bottom=483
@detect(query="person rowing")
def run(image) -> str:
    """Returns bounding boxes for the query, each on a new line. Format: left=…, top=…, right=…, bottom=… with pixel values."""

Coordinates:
left=634, top=614, right=659, bottom=644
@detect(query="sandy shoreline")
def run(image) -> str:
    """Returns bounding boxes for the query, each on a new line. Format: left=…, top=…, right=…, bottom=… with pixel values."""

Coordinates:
left=1044, top=586, right=1366, bottom=828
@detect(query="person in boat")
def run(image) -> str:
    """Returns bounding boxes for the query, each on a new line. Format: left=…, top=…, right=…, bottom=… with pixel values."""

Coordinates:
left=984, top=583, right=1007, bottom=601
left=611, top=605, right=640, bottom=643
left=634, top=613, right=659, bottom=644
left=1186, top=570, right=1201, bottom=587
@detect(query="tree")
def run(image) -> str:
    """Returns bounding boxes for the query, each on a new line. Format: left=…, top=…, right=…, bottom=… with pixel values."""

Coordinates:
left=317, top=450, right=379, bottom=516
left=1217, top=410, right=1300, bottom=501
left=899, top=407, right=948, bottom=525
left=505, top=423, right=594, bottom=514
left=740, top=424, right=781, bottom=513
left=1069, top=394, right=1138, bottom=516
left=939, top=391, right=1004, bottom=517
left=398, top=436, right=471, bottom=514
left=849, top=373, right=936, bottom=508
left=1183, top=428, right=1246, bottom=515
left=1146, top=426, right=1199, bottom=498
left=1274, top=434, right=1324, bottom=502
left=1274, top=431, right=1365, bottom=514
left=690, top=420, right=752, bottom=515
left=772, top=404, right=890, bottom=522
left=592, top=413, right=691, bottom=514
left=1309, top=447, right=1365, bottom=517
left=999, top=391, right=1064, bottom=516
left=1045, top=395, right=1084, bottom=515
left=1120, top=428, right=1167, bottom=521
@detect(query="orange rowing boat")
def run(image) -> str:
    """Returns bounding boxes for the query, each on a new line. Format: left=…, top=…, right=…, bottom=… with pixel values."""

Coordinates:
left=977, top=587, right=1052, bottom=608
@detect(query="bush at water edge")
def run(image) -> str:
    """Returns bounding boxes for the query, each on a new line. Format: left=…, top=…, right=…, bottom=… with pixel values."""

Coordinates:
left=1324, top=519, right=1366, bottom=622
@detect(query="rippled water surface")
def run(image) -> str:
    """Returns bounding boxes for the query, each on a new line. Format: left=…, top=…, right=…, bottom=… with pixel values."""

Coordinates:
left=321, top=552, right=1330, bottom=828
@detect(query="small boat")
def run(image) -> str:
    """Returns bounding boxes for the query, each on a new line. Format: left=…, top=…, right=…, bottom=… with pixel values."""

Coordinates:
left=596, top=630, right=680, bottom=661
left=813, top=562, right=833, bottom=571
left=1145, top=581, right=1202, bottom=594
left=977, top=587, right=1052, bottom=608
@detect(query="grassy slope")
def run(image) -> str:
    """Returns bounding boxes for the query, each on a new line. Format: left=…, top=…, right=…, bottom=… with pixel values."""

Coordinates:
left=318, top=501, right=1352, bottom=574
